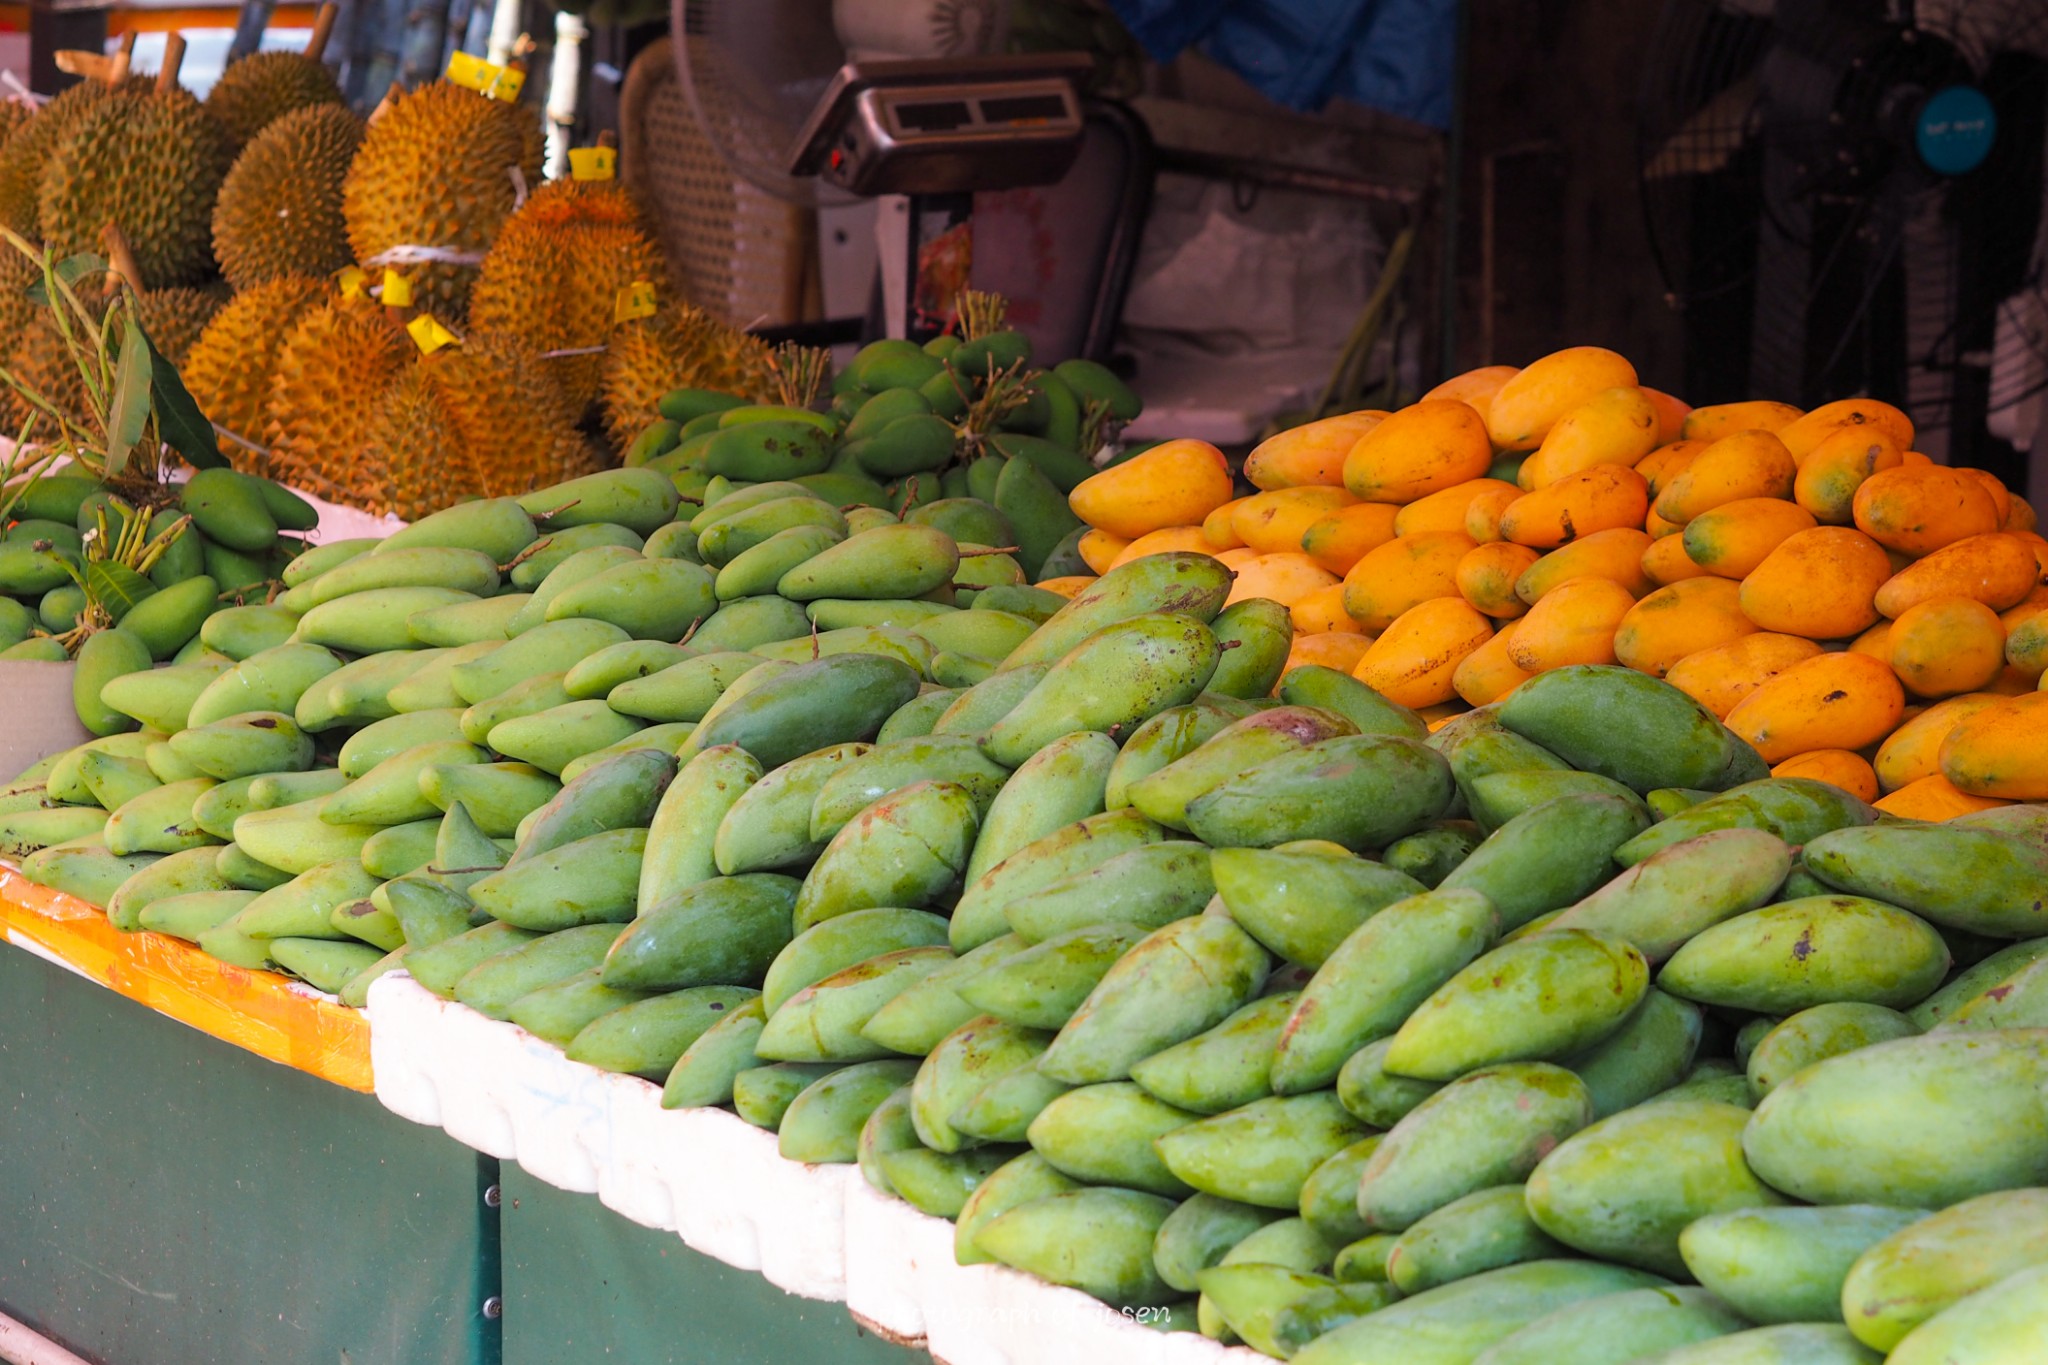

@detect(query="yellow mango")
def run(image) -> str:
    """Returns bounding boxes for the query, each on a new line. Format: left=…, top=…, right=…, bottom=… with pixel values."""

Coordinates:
left=1505, top=575, right=1635, bottom=673
left=1939, top=691, right=2048, bottom=798
left=1887, top=596, right=2007, bottom=698
left=1423, top=364, right=1518, bottom=411
left=1452, top=620, right=1532, bottom=707
left=1353, top=597, right=1494, bottom=709
left=1108, top=526, right=1218, bottom=571
left=1771, top=749, right=1879, bottom=803
left=1300, top=502, right=1401, bottom=575
left=1874, top=773, right=2009, bottom=820
left=1792, top=424, right=1901, bottom=525
left=1517, top=386, right=1661, bottom=488
left=1396, top=478, right=1521, bottom=538
left=1286, top=631, right=1372, bottom=676
left=1515, top=527, right=1655, bottom=604
left=1681, top=498, right=1818, bottom=580
left=1078, top=528, right=1130, bottom=575
left=1680, top=400, right=1802, bottom=443
left=1873, top=692, right=2008, bottom=793
left=1654, top=429, right=1797, bottom=524
left=1486, top=346, right=1639, bottom=450
left=1227, top=552, right=1340, bottom=608
left=1069, top=439, right=1235, bottom=538
left=1665, top=632, right=1825, bottom=719
left=1342, top=400, right=1494, bottom=504
left=1456, top=542, right=1541, bottom=619
left=1778, top=397, right=1914, bottom=463
left=1231, top=486, right=1358, bottom=555
left=1497, top=464, right=1650, bottom=550
left=1291, top=582, right=1363, bottom=636
left=1613, top=576, right=1757, bottom=680
left=1340, top=532, right=1474, bottom=632
left=1724, top=651, right=1905, bottom=763
left=1245, top=410, right=1384, bottom=490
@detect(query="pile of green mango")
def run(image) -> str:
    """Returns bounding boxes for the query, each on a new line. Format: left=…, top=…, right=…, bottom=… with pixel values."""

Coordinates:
left=0, top=467, right=320, bottom=690
left=7, top=449, right=2048, bottom=1363
left=623, top=332, right=1143, bottom=584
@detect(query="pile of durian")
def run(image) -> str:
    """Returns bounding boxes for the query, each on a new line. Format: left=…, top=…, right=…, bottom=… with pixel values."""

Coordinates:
left=0, top=14, right=774, bottom=521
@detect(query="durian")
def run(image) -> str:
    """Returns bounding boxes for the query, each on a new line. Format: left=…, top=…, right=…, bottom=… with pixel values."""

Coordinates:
left=38, top=39, right=231, bottom=288
left=341, top=81, right=544, bottom=323
left=359, top=331, right=599, bottom=519
left=0, top=98, right=34, bottom=162
left=137, top=284, right=227, bottom=366
left=184, top=275, right=331, bottom=464
left=598, top=303, right=776, bottom=451
left=467, top=174, right=668, bottom=415
left=0, top=66, right=146, bottom=237
left=212, top=102, right=363, bottom=291
left=203, top=4, right=345, bottom=152
left=264, top=297, right=411, bottom=504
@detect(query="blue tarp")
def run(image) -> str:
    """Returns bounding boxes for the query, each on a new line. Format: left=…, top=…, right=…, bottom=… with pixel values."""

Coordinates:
left=1107, top=0, right=1459, bottom=128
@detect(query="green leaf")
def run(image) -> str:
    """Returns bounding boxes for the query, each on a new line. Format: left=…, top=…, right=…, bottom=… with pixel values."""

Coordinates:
left=138, top=322, right=226, bottom=470
left=26, top=252, right=106, bottom=305
left=86, top=561, right=157, bottom=622
left=104, top=314, right=152, bottom=477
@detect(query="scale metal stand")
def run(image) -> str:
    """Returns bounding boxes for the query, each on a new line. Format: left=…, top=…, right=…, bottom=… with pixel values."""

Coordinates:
left=786, top=53, right=1095, bottom=341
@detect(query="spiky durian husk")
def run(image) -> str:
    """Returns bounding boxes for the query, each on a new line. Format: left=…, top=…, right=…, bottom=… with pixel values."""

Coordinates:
left=0, top=250, right=45, bottom=431
left=213, top=103, right=363, bottom=291
left=183, top=275, right=330, bottom=471
left=357, top=366, right=473, bottom=520
left=360, top=331, right=599, bottom=518
left=0, top=100, right=34, bottom=161
left=468, top=180, right=666, bottom=416
left=132, top=281, right=229, bottom=372
left=38, top=86, right=231, bottom=287
left=204, top=50, right=344, bottom=152
left=264, top=297, right=410, bottom=504
left=598, top=304, right=776, bottom=452
left=341, top=81, right=544, bottom=323
left=0, top=77, right=147, bottom=236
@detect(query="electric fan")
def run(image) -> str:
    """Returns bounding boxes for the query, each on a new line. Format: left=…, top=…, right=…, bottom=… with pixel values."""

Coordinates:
left=1639, top=0, right=2048, bottom=479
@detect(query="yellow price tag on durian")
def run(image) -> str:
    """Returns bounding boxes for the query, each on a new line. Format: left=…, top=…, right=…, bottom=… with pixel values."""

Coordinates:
left=407, top=314, right=458, bottom=355
left=448, top=51, right=525, bottom=103
left=336, top=266, right=366, bottom=301
left=569, top=146, right=617, bottom=181
left=380, top=269, right=414, bottom=307
left=614, top=281, right=658, bottom=324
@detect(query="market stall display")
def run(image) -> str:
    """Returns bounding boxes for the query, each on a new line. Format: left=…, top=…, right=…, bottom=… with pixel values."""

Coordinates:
left=4, top=320, right=2048, bottom=1361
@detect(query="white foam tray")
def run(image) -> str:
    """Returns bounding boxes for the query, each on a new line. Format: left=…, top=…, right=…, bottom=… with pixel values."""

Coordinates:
left=366, top=973, right=1251, bottom=1362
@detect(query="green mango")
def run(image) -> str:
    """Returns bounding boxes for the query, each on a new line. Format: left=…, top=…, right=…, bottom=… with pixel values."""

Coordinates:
left=1679, top=1203, right=1924, bottom=1329
left=1884, top=1265, right=2048, bottom=1365
left=419, top=763, right=561, bottom=838
left=1567, top=987, right=1704, bottom=1118
left=859, top=932, right=1028, bottom=1058
left=1129, top=707, right=1356, bottom=832
left=139, top=888, right=261, bottom=942
left=293, top=650, right=440, bottom=732
left=234, top=860, right=379, bottom=939
left=330, top=894, right=406, bottom=951
left=488, top=701, right=644, bottom=774
left=1275, top=665, right=1429, bottom=740
left=766, top=949, right=963, bottom=1063
left=1434, top=793, right=1650, bottom=932
left=336, top=709, right=466, bottom=778
left=1657, top=896, right=1949, bottom=1014
left=518, top=468, right=680, bottom=535
left=1547, top=828, right=1792, bottom=962
left=1290, top=1259, right=1670, bottom=1365
left=658, top=388, right=746, bottom=424
left=1002, top=841, right=1212, bottom=942
left=975, top=1187, right=1177, bottom=1308
left=1475, top=1285, right=1751, bottom=1365
left=1333, top=1234, right=1399, bottom=1284
left=1356, top=1063, right=1592, bottom=1233
left=468, top=826, right=645, bottom=929
left=0, top=807, right=109, bottom=858
left=1271, top=888, right=1499, bottom=1094
left=105, top=845, right=236, bottom=931
left=606, top=651, right=767, bottom=723
left=788, top=778, right=979, bottom=932
left=636, top=744, right=761, bottom=913
left=1211, top=845, right=1426, bottom=970
left=1157, top=1092, right=1366, bottom=1210
left=1130, top=992, right=1296, bottom=1116
left=544, top=558, right=718, bottom=642
left=1746, top=1002, right=1918, bottom=1098
left=281, top=545, right=501, bottom=613
left=930, top=662, right=1048, bottom=737
left=1102, top=701, right=1248, bottom=808
left=567, top=985, right=762, bottom=1079
left=1186, top=734, right=1454, bottom=852
left=447, top=618, right=629, bottom=705
left=1037, top=914, right=1269, bottom=1085
left=702, top=420, right=832, bottom=481
left=991, top=453, right=1083, bottom=578
left=1497, top=664, right=1768, bottom=793
left=506, top=967, right=653, bottom=1047
left=962, top=729, right=1114, bottom=884
left=778, top=1057, right=922, bottom=1163
left=384, top=641, right=498, bottom=714
left=1802, top=823, right=2048, bottom=939
left=104, top=777, right=216, bottom=856
left=1526, top=1099, right=1785, bottom=1278
left=508, top=528, right=644, bottom=592
left=179, top=468, right=276, bottom=553
left=406, top=593, right=530, bottom=647
left=809, top=734, right=1010, bottom=841
left=1205, top=599, right=1292, bottom=700
left=694, top=495, right=846, bottom=568
left=403, top=922, right=541, bottom=998
left=910, top=1014, right=1052, bottom=1153
left=356, top=819, right=442, bottom=879
left=691, top=653, right=922, bottom=770
left=339, top=946, right=411, bottom=1007
left=733, top=1062, right=841, bottom=1130
left=955, top=922, right=1144, bottom=1030
left=1153, top=1195, right=1288, bottom=1294
left=760, top=906, right=950, bottom=1015
left=602, top=872, right=797, bottom=991
left=1336, top=1037, right=1443, bottom=1129
left=121, top=575, right=221, bottom=659
left=1298, top=1135, right=1383, bottom=1246
left=773, top=523, right=957, bottom=602
left=1386, top=929, right=1650, bottom=1082
left=954, top=1151, right=1082, bottom=1265
left=662, top=995, right=767, bottom=1108
left=1386, top=1184, right=1563, bottom=1295
left=711, top=741, right=870, bottom=874
left=562, top=641, right=694, bottom=700
left=1619, top=777, right=1879, bottom=867
left=948, top=807, right=1168, bottom=951
left=983, top=614, right=1220, bottom=767
left=1909, top=937, right=2048, bottom=1028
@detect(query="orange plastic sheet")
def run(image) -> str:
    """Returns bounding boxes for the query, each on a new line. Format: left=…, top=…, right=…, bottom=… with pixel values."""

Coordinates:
left=0, top=863, right=373, bottom=1092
